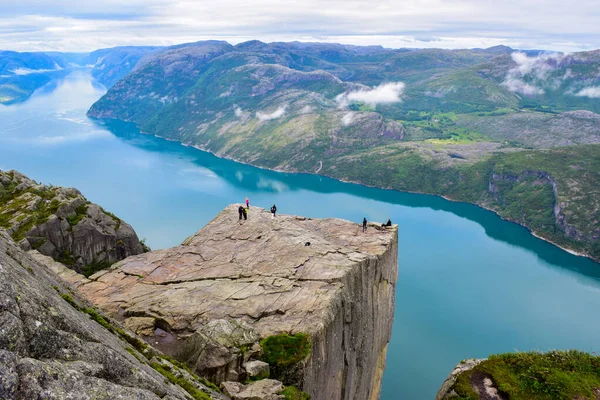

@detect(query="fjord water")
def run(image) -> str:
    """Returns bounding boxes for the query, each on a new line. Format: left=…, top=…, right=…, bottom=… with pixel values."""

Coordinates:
left=2, top=72, right=600, bottom=399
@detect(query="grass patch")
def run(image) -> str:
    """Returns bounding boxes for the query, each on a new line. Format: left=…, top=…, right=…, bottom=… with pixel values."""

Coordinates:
left=281, top=386, right=311, bottom=400
left=453, top=350, right=600, bottom=400
left=260, top=333, right=311, bottom=368
left=150, top=362, right=211, bottom=400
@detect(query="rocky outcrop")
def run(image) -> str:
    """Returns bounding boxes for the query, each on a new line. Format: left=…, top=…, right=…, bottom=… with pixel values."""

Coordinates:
left=67, top=205, right=399, bottom=399
left=435, top=359, right=485, bottom=400
left=0, top=170, right=146, bottom=274
left=0, top=229, right=225, bottom=400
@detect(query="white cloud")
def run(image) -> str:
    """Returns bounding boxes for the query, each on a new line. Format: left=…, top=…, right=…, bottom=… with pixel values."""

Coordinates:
left=575, top=86, right=600, bottom=98
left=2, top=62, right=63, bottom=77
left=341, top=112, right=355, bottom=126
left=256, top=105, right=287, bottom=121
left=299, top=105, right=313, bottom=114
left=501, top=52, right=573, bottom=95
left=256, top=177, right=289, bottom=192
left=502, top=77, right=545, bottom=95
left=2, top=1, right=600, bottom=52
left=336, top=82, right=405, bottom=108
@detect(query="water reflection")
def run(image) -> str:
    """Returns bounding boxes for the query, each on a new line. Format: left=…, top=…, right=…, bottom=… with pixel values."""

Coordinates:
left=98, top=118, right=600, bottom=283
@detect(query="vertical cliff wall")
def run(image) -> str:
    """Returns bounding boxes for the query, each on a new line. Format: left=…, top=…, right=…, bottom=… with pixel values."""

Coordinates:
left=302, top=224, right=398, bottom=400
left=65, top=205, right=398, bottom=399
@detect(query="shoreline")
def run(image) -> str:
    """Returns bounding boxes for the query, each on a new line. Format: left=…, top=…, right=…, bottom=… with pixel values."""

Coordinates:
left=96, top=115, right=597, bottom=264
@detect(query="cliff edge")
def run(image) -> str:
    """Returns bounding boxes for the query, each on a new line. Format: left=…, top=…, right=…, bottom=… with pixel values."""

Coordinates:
left=67, top=204, right=399, bottom=399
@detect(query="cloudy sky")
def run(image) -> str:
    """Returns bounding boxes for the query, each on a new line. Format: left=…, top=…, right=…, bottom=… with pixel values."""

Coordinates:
left=2, top=0, right=599, bottom=52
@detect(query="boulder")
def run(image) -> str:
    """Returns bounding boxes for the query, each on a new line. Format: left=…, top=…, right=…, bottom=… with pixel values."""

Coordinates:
left=233, top=379, right=285, bottom=400
left=244, top=360, right=270, bottom=379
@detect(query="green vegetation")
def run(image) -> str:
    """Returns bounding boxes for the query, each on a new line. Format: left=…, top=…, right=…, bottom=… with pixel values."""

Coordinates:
left=150, top=362, right=211, bottom=400
left=453, top=350, right=600, bottom=400
left=58, top=288, right=151, bottom=357
left=67, top=203, right=88, bottom=226
left=101, top=207, right=121, bottom=230
left=82, top=259, right=111, bottom=278
left=281, top=386, right=311, bottom=400
left=260, top=333, right=311, bottom=368
left=57, top=250, right=76, bottom=266
left=88, top=42, right=600, bottom=262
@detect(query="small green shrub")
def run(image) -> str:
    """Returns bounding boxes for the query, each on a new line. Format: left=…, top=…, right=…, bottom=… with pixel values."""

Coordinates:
left=82, top=259, right=111, bottom=277
left=67, top=204, right=88, bottom=226
left=260, top=333, right=311, bottom=367
left=281, top=386, right=311, bottom=400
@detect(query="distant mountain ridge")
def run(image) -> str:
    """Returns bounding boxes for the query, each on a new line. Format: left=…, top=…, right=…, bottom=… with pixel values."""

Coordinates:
left=0, top=46, right=161, bottom=103
left=85, top=40, right=600, bottom=261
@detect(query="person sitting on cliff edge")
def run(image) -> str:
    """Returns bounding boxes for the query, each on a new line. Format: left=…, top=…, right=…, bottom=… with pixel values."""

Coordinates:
left=385, top=218, right=392, bottom=227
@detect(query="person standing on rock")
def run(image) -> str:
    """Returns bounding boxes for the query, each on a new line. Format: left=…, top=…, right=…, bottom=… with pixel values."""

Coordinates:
left=243, top=207, right=248, bottom=220
left=363, top=217, right=367, bottom=233
left=271, top=204, right=277, bottom=218
left=246, top=197, right=250, bottom=208
left=239, top=206, right=245, bottom=221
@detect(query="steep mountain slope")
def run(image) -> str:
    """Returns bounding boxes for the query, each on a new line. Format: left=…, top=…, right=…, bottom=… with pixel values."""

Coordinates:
left=86, top=46, right=163, bottom=88
left=0, top=229, right=225, bottom=400
left=87, top=40, right=600, bottom=261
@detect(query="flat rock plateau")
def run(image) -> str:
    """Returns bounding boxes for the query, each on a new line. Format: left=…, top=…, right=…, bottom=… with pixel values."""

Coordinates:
left=60, top=205, right=399, bottom=399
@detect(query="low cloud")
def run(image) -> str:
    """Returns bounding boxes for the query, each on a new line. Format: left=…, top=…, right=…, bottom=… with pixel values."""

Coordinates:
left=575, top=86, right=600, bottom=98
left=336, top=82, right=405, bottom=108
left=502, top=52, right=572, bottom=96
left=341, top=111, right=355, bottom=126
left=256, top=105, right=287, bottom=121
left=299, top=105, right=313, bottom=114
left=9, top=63, right=63, bottom=76
left=503, top=77, right=545, bottom=95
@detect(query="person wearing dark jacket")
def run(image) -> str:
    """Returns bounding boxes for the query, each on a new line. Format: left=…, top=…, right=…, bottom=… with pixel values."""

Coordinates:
left=362, top=217, right=367, bottom=233
left=238, top=206, right=245, bottom=220
left=271, top=204, right=277, bottom=217
left=385, top=218, right=392, bottom=227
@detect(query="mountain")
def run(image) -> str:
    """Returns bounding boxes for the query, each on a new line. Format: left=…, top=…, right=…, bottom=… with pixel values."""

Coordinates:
left=0, top=46, right=162, bottom=104
left=0, top=50, right=70, bottom=104
left=86, top=46, right=163, bottom=88
left=86, top=40, right=600, bottom=261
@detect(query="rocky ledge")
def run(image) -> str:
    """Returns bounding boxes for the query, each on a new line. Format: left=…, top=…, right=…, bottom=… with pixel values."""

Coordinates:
left=64, top=205, right=399, bottom=399
left=0, top=170, right=146, bottom=275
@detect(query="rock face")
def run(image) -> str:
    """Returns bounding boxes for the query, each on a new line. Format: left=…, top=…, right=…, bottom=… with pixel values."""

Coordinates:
left=0, top=229, right=223, bottom=400
left=71, top=205, right=399, bottom=399
left=0, top=170, right=146, bottom=273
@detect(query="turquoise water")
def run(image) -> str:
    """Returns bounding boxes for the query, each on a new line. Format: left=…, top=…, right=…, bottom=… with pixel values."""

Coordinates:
left=2, top=72, right=600, bottom=399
